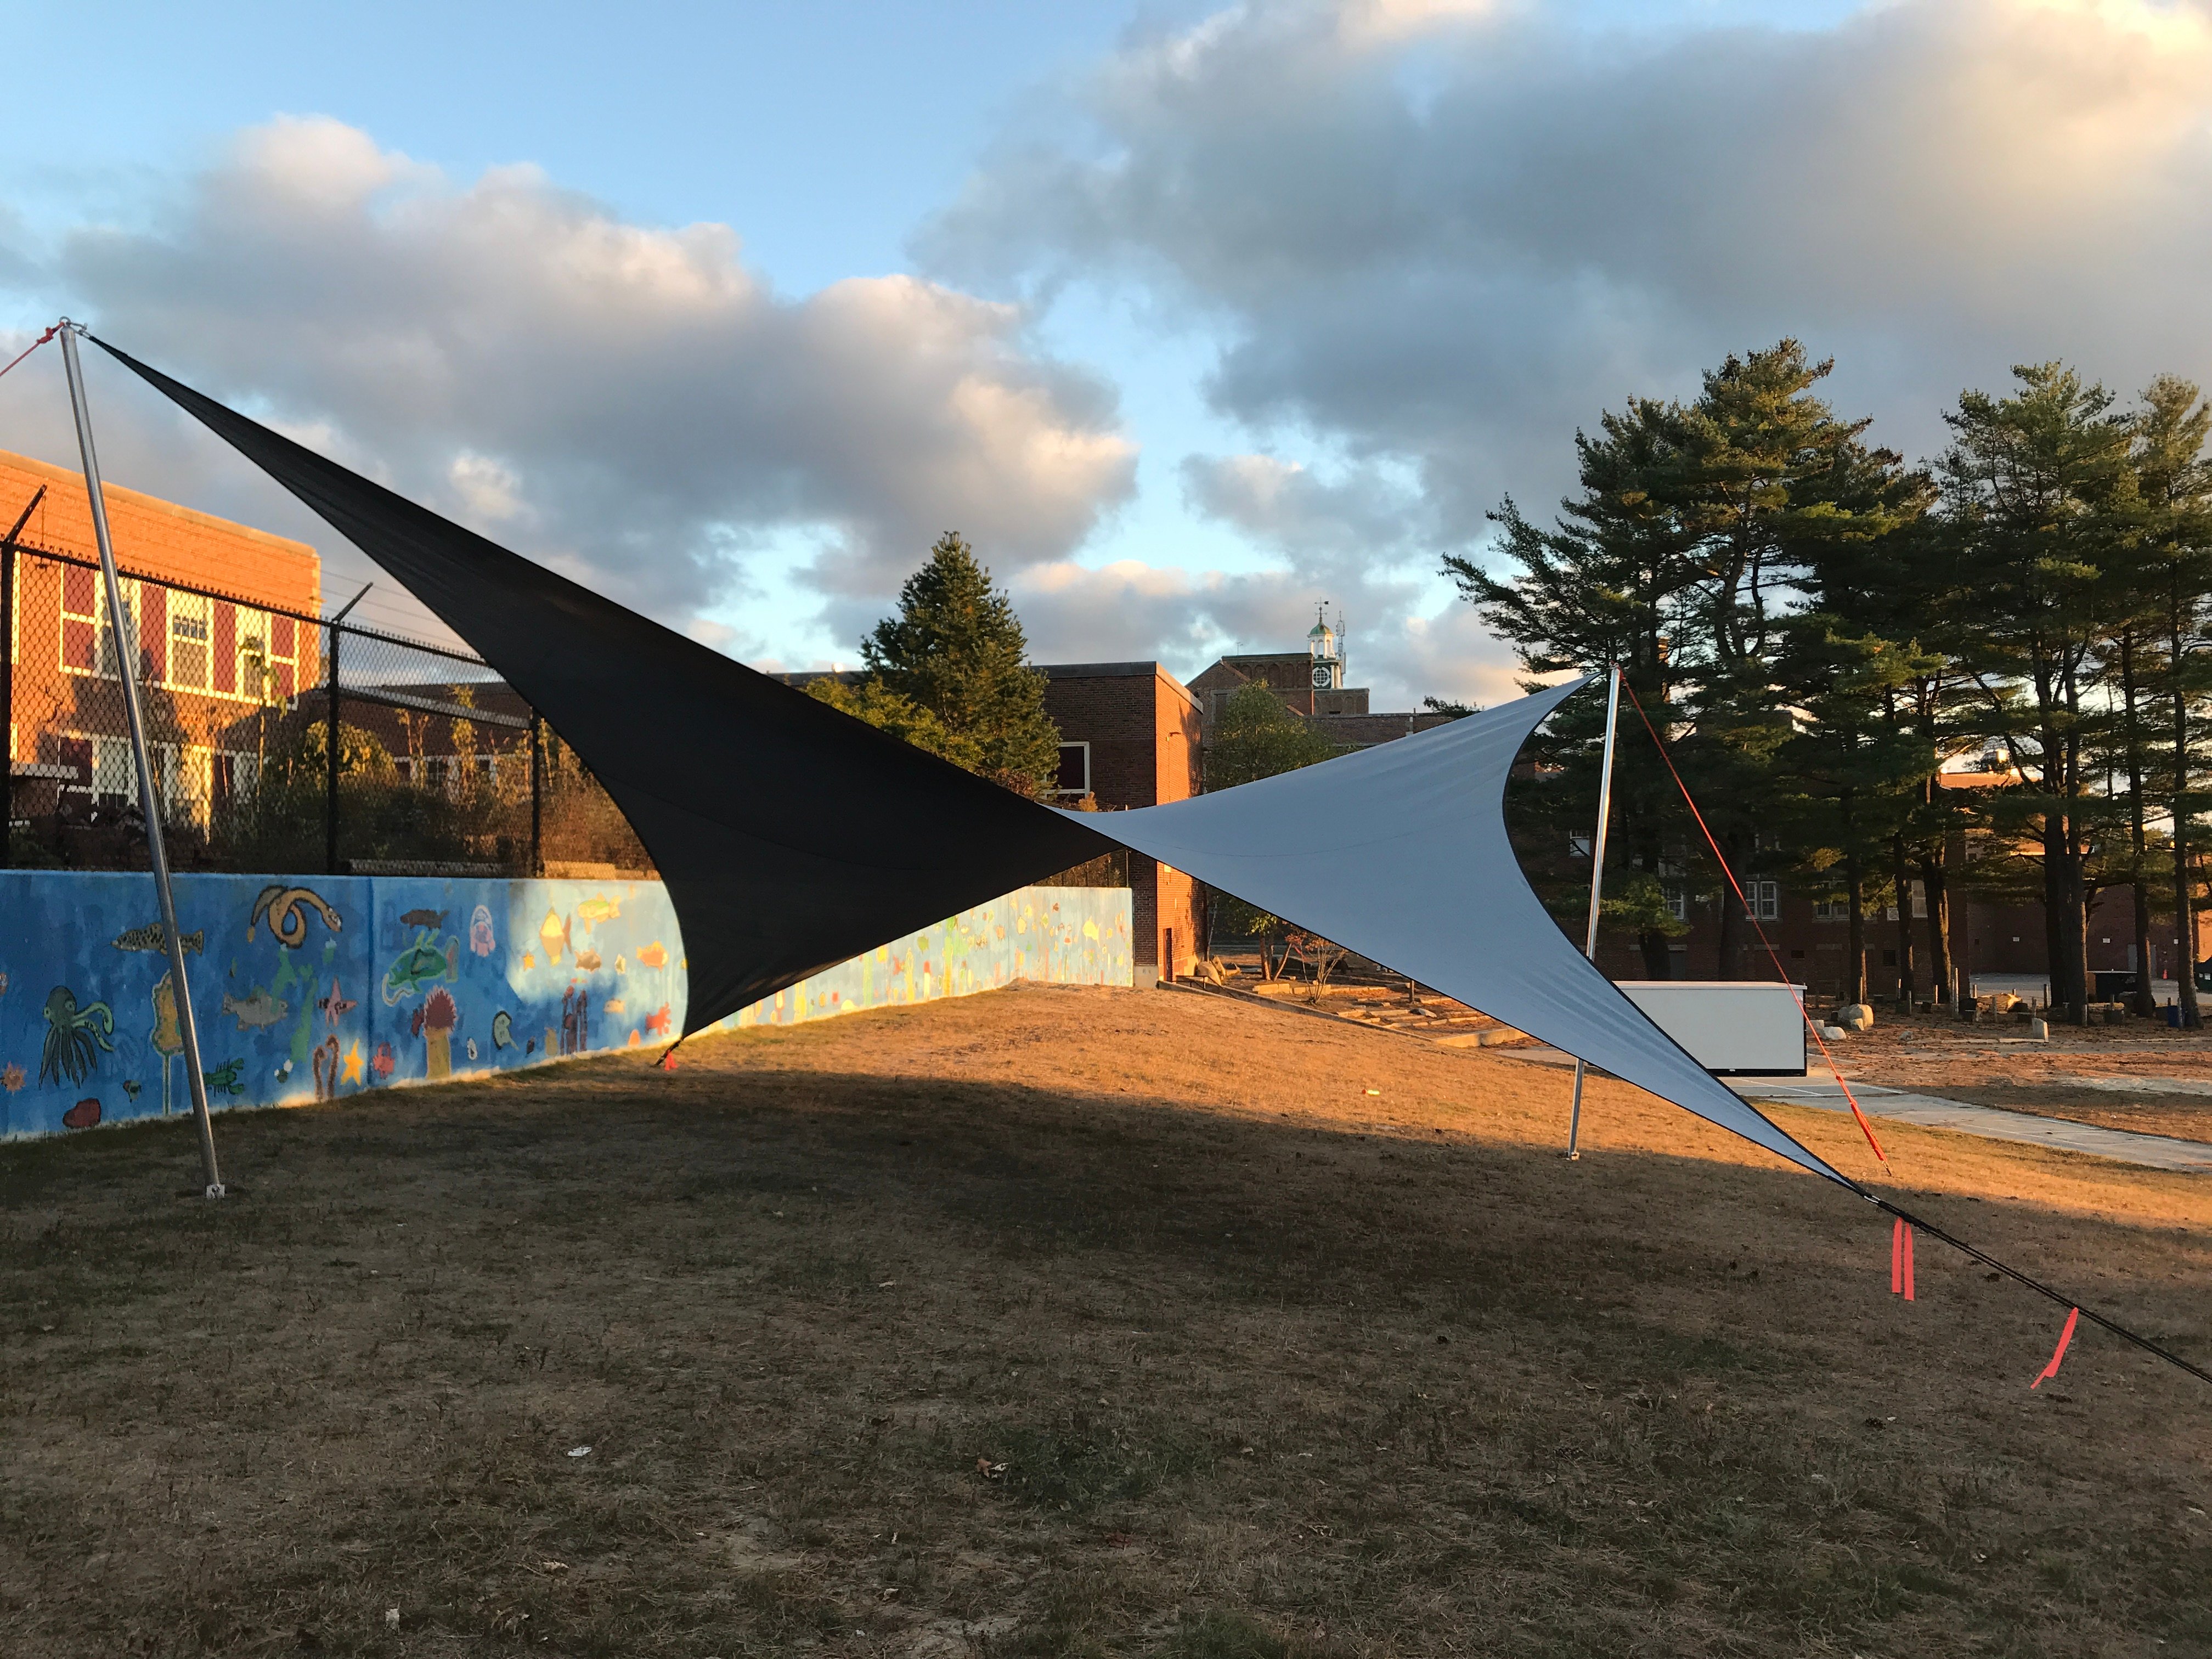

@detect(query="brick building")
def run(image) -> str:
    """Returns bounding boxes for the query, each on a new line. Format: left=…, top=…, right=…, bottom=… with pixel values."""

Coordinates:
left=1579, top=763, right=2212, bottom=1002
left=3, top=448, right=322, bottom=826
left=1187, top=616, right=1455, bottom=760
left=1039, top=662, right=1203, bottom=984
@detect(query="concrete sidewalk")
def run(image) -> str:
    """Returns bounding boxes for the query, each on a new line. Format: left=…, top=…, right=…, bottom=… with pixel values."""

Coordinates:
left=1728, top=1075, right=2212, bottom=1173
left=1502, top=1045, right=2212, bottom=1172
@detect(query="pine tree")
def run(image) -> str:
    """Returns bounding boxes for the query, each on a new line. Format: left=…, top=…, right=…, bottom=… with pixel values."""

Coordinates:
left=1451, top=343, right=1917, bottom=981
left=1935, top=364, right=2134, bottom=1022
left=1447, top=395, right=1705, bottom=974
left=856, top=532, right=1063, bottom=796
left=1770, top=617, right=1942, bottom=1005
left=2129, top=376, right=2212, bottom=1024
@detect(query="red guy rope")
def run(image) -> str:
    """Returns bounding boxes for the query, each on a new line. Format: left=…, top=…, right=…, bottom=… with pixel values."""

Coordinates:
left=0, top=325, right=57, bottom=384
left=1614, top=679, right=1889, bottom=1167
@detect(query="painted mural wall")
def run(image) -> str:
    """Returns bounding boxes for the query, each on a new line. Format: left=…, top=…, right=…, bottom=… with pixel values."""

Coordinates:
left=0, top=875, right=1131, bottom=1139
left=715, top=885, right=1131, bottom=1031
left=0, top=871, right=686, bottom=1139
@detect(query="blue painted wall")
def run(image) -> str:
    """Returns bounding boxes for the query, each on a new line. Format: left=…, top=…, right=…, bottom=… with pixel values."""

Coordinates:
left=716, top=885, right=1132, bottom=1031
left=0, top=874, right=1132, bottom=1139
left=0, top=871, right=686, bottom=1139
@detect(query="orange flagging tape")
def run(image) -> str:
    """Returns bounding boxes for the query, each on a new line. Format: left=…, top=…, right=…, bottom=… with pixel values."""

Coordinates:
left=1617, top=679, right=1888, bottom=1167
left=2030, top=1307, right=2080, bottom=1389
left=1891, top=1217, right=1915, bottom=1300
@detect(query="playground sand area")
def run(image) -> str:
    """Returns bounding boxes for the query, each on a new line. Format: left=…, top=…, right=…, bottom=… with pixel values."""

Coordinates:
left=4, top=983, right=2209, bottom=1657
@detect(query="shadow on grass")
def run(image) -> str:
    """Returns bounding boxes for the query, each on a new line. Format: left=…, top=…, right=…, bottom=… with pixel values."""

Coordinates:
left=3, top=1032, right=2210, bottom=1657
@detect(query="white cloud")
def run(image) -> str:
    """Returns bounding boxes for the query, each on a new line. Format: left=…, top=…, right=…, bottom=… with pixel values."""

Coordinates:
left=0, top=116, right=1135, bottom=635
left=920, top=0, right=2212, bottom=689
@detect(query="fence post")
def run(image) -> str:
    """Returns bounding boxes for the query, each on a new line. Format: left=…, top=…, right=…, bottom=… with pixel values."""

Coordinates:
left=0, top=486, right=39, bottom=871
left=324, top=618, right=340, bottom=875
left=530, top=712, right=544, bottom=877
left=321, top=585, right=371, bottom=877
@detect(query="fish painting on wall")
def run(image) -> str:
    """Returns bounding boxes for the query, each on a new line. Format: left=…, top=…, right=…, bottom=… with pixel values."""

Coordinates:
left=112, top=923, right=204, bottom=956
left=383, top=934, right=458, bottom=1005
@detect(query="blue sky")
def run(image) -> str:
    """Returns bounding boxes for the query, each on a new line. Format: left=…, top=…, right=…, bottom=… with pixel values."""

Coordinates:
left=3, top=0, right=2205, bottom=703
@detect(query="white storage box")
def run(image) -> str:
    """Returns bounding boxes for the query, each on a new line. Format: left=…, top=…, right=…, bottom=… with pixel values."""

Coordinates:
left=1613, top=981, right=1807, bottom=1076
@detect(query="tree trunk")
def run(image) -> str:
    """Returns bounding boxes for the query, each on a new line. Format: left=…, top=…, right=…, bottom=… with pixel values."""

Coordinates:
left=1715, top=867, right=1739, bottom=979
left=2174, top=602, right=2202, bottom=1028
left=1890, top=834, right=1917, bottom=1012
left=1639, top=926, right=1673, bottom=979
left=2062, top=798, right=2091, bottom=1020
left=1844, top=847, right=1866, bottom=1006
left=2121, top=635, right=2160, bottom=1017
left=2042, top=802, right=2078, bottom=1022
left=1920, top=851, right=1957, bottom=1008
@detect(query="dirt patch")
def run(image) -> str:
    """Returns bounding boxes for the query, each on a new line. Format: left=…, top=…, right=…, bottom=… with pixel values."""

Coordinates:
left=3, top=983, right=2210, bottom=1657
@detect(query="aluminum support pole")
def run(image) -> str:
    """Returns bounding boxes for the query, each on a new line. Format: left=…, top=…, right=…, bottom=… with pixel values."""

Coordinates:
left=1566, top=664, right=1622, bottom=1160
left=59, top=321, right=223, bottom=1197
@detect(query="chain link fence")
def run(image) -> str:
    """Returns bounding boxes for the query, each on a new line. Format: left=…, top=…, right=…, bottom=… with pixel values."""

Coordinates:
left=3, top=541, right=650, bottom=878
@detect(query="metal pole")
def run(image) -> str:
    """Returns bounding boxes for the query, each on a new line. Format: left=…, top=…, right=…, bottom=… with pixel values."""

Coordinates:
left=325, top=617, right=340, bottom=874
left=529, top=712, right=544, bottom=877
left=321, top=584, right=370, bottom=878
left=58, top=321, right=224, bottom=1198
left=1567, top=664, right=1622, bottom=1160
left=1, top=486, right=41, bottom=871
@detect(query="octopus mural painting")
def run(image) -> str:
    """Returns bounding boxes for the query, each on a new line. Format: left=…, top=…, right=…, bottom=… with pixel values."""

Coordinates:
left=41, top=988, right=115, bottom=1087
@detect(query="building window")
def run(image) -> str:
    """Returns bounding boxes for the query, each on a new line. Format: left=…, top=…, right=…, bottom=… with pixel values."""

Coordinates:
left=267, top=614, right=298, bottom=700
left=1664, top=883, right=1686, bottom=922
left=1814, top=898, right=1847, bottom=920
left=1747, top=880, right=1779, bottom=921
left=1054, top=741, right=1091, bottom=797
left=168, top=592, right=212, bottom=691
left=60, top=567, right=103, bottom=674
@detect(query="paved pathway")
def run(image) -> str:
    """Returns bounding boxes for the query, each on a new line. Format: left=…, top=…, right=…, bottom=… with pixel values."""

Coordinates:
left=1726, top=1075, right=2212, bottom=1173
left=1503, top=1046, right=2212, bottom=1172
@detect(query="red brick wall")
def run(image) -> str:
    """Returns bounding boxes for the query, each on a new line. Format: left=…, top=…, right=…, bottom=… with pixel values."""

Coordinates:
left=1041, top=664, right=1202, bottom=972
left=4, top=449, right=321, bottom=769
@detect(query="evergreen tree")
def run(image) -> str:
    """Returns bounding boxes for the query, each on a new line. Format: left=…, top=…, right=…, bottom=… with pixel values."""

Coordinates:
left=2129, top=376, right=2212, bottom=1024
left=1935, top=364, right=2133, bottom=1022
left=1447, top=395, right=1706, bottom=974
left=805, top=676, right=978, bottom=773
left=855, top=532, right=1063, bottom=796
left=1770, top=617, right=1941, bottom=1005
left=1452, top=343, right=1918, bottom=980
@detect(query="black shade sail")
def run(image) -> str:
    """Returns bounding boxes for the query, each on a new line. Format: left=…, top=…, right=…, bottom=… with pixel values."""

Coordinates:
left=95, top=337, right=1115, bottom=1034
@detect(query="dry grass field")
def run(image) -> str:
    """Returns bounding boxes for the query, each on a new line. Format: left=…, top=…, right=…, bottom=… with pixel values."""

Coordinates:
left=4, top=984, right=2210, bottom=1658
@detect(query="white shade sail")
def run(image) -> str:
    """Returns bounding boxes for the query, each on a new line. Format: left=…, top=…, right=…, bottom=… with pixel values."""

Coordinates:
left=1082, top=678, right=1850, bottom=1186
